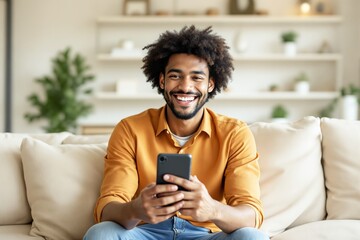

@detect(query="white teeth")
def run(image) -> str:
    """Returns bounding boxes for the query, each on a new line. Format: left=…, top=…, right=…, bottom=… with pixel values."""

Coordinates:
left=177, top=96, right=195, bottom=101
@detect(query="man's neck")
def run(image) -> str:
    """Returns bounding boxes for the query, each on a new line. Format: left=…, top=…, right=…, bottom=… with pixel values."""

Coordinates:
left=166, top=106, right=204, bottom=137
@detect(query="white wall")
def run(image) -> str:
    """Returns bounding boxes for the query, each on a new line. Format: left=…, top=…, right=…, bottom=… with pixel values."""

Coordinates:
left=339, top=0, right=360, bottom=86
left=0, top=1, right=5, bottom=132
left=9, top=0, right=360, bottom=133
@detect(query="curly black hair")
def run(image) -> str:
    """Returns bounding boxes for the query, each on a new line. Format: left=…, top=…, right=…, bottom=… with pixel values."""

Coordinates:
left=141, top=25, right=234, bottom=99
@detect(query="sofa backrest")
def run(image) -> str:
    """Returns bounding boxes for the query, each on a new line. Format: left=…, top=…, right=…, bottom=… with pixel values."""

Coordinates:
left=320, top=118, right=360, bottom=220
left=250, top=116, right=326, bottom=237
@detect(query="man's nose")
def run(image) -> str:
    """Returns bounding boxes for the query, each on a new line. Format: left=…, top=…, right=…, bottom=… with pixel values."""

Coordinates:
left=178, top=76, right=193, bottom=92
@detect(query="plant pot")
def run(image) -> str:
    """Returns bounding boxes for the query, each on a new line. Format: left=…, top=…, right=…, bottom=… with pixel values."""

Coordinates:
left=339, top=95, right=358, bottom=120
left=294, top=81, right=310, bottom=94
left=271, top=118, right=288, bottom=123
left=283, top=42, right=297, bottom=56
left=235, top=32, right=248, bottom=53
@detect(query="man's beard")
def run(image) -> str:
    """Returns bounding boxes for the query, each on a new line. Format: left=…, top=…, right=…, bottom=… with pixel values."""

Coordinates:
left=164, top=91, right=209, bottom=120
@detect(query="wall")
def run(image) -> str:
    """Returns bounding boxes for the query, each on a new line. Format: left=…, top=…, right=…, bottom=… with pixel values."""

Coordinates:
left=0, top=1, right=5, bottom=132
left=339, top=0, right=360, bottom=87
left=8, top=0, right=360, bottom=133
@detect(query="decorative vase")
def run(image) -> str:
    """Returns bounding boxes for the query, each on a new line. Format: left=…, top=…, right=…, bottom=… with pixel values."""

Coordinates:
left=235, top=32, right=248, bottom=53
left=339, top=95, right=358, bottom=120
left=294, top=81, right=310, bottom=94
left=271, top=118, right=288, bottom=123
left=283, top=42, right=297, bottom=56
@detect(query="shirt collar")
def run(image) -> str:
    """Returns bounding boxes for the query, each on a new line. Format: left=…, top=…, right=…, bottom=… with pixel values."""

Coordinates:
left=156, top=105, right=212, bottom=138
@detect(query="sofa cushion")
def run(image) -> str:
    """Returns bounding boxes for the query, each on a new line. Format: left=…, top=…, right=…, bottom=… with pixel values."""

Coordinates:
left=321, top=118, right=360, bottom=220
left=62, top=134, right=110, bottom=144
left=20, top=138, right=106, bottom=240
left=0, top=132, right=71, bottom=225
left=0, top=225, right=44, bottom=240
left=271, top=220, right=360, bottom=240
left=249, top=117, right=325, bottom=237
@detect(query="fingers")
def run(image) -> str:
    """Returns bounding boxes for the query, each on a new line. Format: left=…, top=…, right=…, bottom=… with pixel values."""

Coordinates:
left=164, top=174, right=200, bottom=191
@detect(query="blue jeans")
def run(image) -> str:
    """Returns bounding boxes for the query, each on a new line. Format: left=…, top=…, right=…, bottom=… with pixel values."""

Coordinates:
left=83, top=217, right=269, bottom=240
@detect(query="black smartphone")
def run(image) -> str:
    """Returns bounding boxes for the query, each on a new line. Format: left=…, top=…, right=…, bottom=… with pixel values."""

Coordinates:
left=156, top=153, right=192, bottom=191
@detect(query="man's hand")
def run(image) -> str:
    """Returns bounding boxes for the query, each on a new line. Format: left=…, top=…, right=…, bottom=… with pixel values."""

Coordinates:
left=162, top=174, right=217, bottom=222
left=132, top=182, right=185, bottom=224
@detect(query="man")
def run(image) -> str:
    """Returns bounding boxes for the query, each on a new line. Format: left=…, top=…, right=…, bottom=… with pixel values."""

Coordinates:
left=84, top=25, right=268, bottom=240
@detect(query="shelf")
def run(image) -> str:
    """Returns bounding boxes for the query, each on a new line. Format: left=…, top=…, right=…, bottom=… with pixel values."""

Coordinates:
left=95, top=91, right=339, bottom=101
left=97, top=53, right=342, bottom=62
left=232, top=53, right=342, bottom=61
left=97, top=15, right=342, bottom=24
left=97, top=53, right=144, bottom=61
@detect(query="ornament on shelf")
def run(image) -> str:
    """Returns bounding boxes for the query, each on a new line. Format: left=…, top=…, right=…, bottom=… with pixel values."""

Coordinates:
left=235, top=32, right=248, bottom=53
left=318, top=40, right=332, bottom=53
left=229, top=0, right=256, bottom=15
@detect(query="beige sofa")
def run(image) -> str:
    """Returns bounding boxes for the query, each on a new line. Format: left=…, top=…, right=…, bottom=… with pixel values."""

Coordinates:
left=1, top=117, right=359, bottom=240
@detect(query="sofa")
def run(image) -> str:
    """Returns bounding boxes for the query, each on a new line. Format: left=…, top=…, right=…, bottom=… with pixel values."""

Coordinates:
left=1, top=116, right=359, bottom=240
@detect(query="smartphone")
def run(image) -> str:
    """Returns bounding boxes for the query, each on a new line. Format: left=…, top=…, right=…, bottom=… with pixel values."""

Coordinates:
left=156, top=153, right=192, bottom=191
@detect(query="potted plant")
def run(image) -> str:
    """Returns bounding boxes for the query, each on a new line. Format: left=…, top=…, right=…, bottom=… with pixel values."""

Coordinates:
left=294, top=72, right=310, bottom=94
left=24, top=47, right=95, bottom=133
left=319, top=84, right=360, bottom=120
left=339, top=84, right=360, bottom=120
left=281, top=31, right=298, bottom=56
left=271, top=104, right=289, bottom=123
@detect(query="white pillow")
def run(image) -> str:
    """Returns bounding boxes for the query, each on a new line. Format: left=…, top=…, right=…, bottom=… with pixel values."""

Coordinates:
left=62, top=134, right=110, bottom=144
left=321, top=118, right=360, bottom=220
left=0, top=132, right=70, bottom=225
left=250, top=116, right=325, bottom=237
left=21, top=138, right=106, bottom=240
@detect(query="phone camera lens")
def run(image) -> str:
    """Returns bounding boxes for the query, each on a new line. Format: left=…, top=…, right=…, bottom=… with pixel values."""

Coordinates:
left=160, top=156, right=167, bottom=162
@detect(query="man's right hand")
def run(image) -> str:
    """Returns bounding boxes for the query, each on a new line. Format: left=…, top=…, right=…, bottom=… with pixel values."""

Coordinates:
left=131, top=182, right=185, bottom=224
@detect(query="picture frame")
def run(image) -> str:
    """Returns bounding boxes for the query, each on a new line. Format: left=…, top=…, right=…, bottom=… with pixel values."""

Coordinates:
left=123, top=0, right=150, bottom=16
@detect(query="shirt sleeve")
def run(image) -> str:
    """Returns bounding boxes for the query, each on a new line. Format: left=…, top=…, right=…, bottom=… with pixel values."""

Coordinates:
left=224, top=124, right=264, bottom=228
left=94, top=120, right=139, bottom=223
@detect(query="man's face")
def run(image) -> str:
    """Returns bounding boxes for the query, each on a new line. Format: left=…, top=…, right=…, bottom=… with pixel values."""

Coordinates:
left=160, top=53, right=214, bottom=120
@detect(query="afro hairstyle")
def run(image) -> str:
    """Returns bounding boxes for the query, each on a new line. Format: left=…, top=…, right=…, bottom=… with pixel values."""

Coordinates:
left=141, top=25, right=234, bottom=99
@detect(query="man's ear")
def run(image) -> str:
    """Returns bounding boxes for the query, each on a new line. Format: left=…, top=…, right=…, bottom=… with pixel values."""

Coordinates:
left=159, top=73, right=165, bottom=89
left=208, top=77, right=215, bottom=93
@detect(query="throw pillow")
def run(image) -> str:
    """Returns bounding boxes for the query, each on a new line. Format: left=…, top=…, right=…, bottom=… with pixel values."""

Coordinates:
left=321, top=118, right=360, bottom=219
left=0, top=132, right=70, bottom=225
left=250, top=116, right=325, bottom=237
left=20, top=138, right=106, bottom=240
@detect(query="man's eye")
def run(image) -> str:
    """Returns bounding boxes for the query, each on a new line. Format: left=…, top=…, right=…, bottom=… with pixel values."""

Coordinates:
left=193, top=76, right=204, bottom=81
left=169, top=75, right=180, bottom=79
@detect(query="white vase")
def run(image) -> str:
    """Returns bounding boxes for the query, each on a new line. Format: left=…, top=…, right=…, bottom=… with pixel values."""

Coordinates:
left=235, top=32, right=248, bottom=53
left=271, top=118, right=288, bottom=123
left=339, top=95, right=358, bottom=120
left=294, top=81, right=310, bottom=94
left=283, top=42, right=297, bottom=56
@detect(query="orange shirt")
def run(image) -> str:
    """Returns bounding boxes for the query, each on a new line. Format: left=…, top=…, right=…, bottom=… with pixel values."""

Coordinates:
left=95, top=106, right=263, bottom=232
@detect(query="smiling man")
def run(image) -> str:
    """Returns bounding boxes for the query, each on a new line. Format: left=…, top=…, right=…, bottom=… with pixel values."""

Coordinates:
left=84, top=26, right=269, bottom=240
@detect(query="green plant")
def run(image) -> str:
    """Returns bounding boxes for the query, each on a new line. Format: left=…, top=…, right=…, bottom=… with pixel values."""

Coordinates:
left=319, top=84, right=360, bottom=117
left=24, top=47, right=95, bottom=133
left=271, top=105, right=288, bottom=118
left=340, top=84, right=360, bottom=97
left=294, top=72, right=309, bottom=83
left=281, top=31, right=298, bottom=43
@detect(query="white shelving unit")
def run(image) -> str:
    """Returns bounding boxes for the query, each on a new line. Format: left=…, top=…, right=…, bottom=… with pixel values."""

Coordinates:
left=96, top=91, right=339, bottom=100
left=94, top=14, right=343, bottom=122
left=97, top=15, right=342, bottom=24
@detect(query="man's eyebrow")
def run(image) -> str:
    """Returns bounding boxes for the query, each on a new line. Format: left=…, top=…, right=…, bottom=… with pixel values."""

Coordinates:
left=166, top=69, right=182, bottom=74
left=166, top=69, right=206, bottom=75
